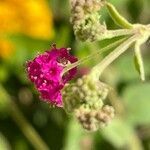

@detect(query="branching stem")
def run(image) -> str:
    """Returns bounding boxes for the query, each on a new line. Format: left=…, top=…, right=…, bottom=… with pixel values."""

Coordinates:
left=91, top=35, right=139, bottom=80
left=62, top=37, right=127, bottom=75
left=98, top=29, right=135, bottom=41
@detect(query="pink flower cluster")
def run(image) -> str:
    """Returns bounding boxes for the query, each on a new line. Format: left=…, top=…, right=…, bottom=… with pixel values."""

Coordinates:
left=26, top=45, right=78, bottom=107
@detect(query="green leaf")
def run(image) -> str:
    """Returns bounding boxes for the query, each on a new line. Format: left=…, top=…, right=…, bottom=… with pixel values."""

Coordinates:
left=101, top=119, right=143, bottom=150
left=101, top=118, right=133, bottom=148
left=123, top=83, right=150, bottom=125
left=106, top=2, right=133, bottom=29
left=114, top=54, right=140, bottom=82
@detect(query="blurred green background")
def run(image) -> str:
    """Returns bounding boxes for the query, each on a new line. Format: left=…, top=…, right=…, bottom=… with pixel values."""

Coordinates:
left=0, top=0, right=150, bottom=150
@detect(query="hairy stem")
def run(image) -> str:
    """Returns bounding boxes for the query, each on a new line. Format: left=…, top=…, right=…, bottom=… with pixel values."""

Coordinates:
left=134, top=42, right=145, bottom=81
left=91, top=35, right=139, bottom=80
left=62, top=37, right=127, bottom=75
left=98, top=29, right=135, bottom=41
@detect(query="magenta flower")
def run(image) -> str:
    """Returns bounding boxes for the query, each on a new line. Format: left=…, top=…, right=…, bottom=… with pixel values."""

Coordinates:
left=26, top=45, right=78, bottom=107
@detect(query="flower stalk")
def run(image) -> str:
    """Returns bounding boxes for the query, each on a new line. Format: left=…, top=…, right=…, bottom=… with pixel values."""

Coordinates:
left=97, top=29, right=135, bottom=41
left=62, top=37, right=127, bottom=75
left=10, top=101, right=49, bottom=150
left=134, top=42, right=145, bottom=81
left=91, top=35, right=139, bottom=79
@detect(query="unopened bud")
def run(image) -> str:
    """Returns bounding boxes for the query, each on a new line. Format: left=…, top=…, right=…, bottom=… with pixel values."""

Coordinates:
left=75, top=104, right=115, bottom=131
left=63, top=75, right=109, bottom=113
left=70, top=0, right=107, bottom=41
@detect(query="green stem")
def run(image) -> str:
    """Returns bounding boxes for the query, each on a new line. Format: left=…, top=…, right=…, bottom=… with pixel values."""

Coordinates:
left=106, top=2, right=133, bottom=29
left=91, top=35, right=139, bottom=79
left=134, top=42, right=145, bottom=81
left=62, top=37, right=127, bottom=75
left=98, top=29, right=135, bottom=41
left=10, top=101, right=49, bottom=150
left=0, top=85, right=49, bottom=150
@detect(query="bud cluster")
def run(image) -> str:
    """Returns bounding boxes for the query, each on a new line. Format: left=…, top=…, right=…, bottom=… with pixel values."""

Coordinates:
left=70, top=0, right=105, bottom=24
left=75, top=105, right=114, bottom=131
left=63, top=75, right=108, bottom=112
left=62, top=75, right=115, bottom=131
left=70, top=0, right=106, bottom=41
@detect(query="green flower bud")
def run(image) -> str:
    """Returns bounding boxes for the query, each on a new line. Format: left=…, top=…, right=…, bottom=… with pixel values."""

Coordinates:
left=84, top=0, right=105, bottom=13
left=63, top=74, right=115, bottom=131
left=63, top=75, right=109, bottom=113
left=70, top=0, right=106, bottom=41
left=74, top=12, right=107, bottom=41
left=75, top=104, right=115, bottom=131
left=70, top=0, right=105, bottom=24
left=96, top=105, right=115, bottom=127
left=75, top=105, right=99, bottom=131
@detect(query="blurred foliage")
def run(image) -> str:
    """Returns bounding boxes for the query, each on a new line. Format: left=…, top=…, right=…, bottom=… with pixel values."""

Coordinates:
left=123, top=83, right=150, bottom=125
left=0, top=0, right=150, bottom=150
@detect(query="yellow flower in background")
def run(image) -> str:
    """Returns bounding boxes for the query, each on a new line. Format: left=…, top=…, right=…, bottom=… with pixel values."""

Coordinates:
left=0, top=0, right=54, bottom=59
left=0, top=38, right=14, bottom=59
left=0, top=0, right=54, bottom=39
